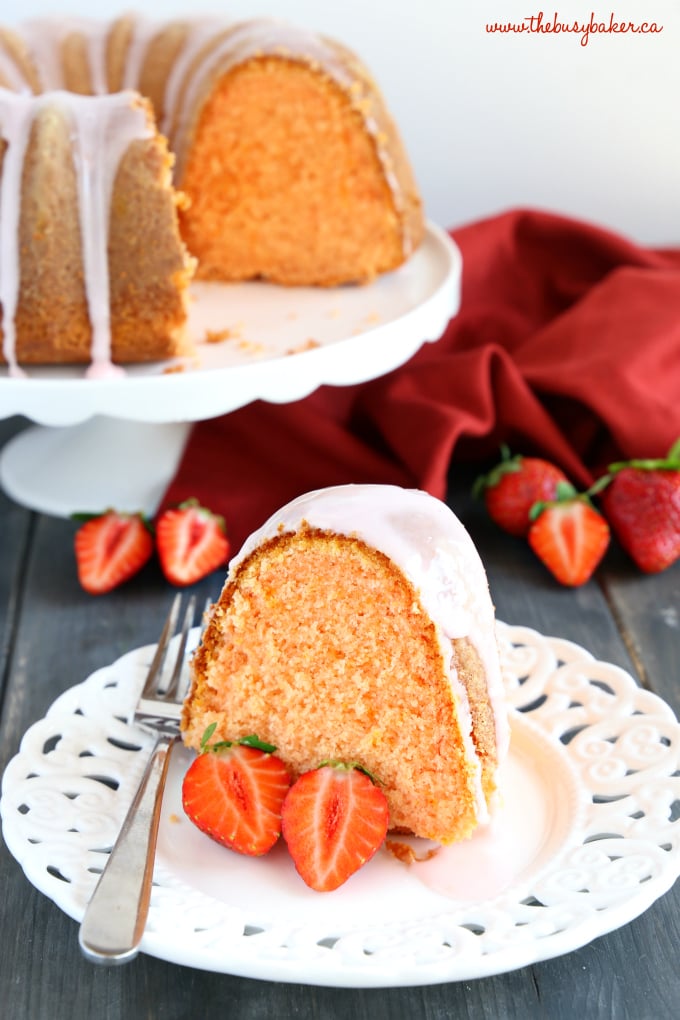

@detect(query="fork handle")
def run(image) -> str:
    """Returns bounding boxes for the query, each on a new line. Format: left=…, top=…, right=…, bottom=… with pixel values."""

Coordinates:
left=78, top=732, right=176, bottom=964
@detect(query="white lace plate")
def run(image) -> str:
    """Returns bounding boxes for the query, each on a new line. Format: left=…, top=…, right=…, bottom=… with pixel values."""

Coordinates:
left=2, top=622, right=679, bottom=987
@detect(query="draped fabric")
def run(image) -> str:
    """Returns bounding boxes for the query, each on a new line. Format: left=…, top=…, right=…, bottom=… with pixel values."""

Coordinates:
left=161, top=209, right=680, bottom=550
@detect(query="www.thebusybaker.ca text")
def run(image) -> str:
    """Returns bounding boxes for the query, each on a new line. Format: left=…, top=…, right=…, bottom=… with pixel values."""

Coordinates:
left=485, top=11, right=663, bottom=46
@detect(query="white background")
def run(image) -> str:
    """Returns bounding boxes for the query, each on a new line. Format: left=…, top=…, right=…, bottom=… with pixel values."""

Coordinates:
left=6, top=1, right=680, bottom=245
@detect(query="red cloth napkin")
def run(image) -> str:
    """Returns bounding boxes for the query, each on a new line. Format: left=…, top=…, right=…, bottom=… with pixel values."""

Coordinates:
left=161, top=209, right=680, bottom=551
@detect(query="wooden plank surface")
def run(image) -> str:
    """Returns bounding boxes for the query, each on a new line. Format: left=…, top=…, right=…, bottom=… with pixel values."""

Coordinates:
left=1, top=415, right=678, bottom=1020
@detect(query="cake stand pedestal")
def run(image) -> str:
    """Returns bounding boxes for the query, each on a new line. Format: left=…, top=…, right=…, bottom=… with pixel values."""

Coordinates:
left=0, top=224, right=461, bottom=517
left=0, top=418, right=191, bottom=517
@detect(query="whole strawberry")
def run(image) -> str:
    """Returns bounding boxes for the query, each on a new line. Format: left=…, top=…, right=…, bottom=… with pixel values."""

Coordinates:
left=528, top=483, right=610, bottom=586
left=182, top=727, right=291, bottom=856
left=474, top=446, right=569, bottom=537
left=600, top=439, right=680, bottom=573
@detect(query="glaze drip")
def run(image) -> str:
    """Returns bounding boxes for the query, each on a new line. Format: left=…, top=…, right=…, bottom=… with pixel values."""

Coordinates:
left=0, top=88, right=151, bottom=375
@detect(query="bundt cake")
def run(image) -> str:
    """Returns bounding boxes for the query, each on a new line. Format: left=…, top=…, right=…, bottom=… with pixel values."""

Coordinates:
left=0, top=16, right=424, bottom=374
left=182, top=485, right=509, bottom=845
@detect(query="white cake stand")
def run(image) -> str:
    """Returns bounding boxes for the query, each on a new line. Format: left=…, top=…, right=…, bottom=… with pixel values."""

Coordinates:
left=0, top=223, right=461, bottom=517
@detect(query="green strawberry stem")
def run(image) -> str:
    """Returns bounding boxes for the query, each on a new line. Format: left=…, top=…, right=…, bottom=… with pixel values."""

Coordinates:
left=199, top=723, right=277, bottom=755
left=317, top=759, right=382, bottom=784
left=71, top=509, right=153, bottom=532
left=584, top=474, right=613, bottom=499
left=239, top=734, right=277, bottom=753
left=529, top=480, right=600, bottom=521
left=606, top=436, right=680, bottom=475
left=588, top=436, right=680, bottom=498
left=472, top=445, right=523, bottom=497
left=172, top=498, right=227, bottom=533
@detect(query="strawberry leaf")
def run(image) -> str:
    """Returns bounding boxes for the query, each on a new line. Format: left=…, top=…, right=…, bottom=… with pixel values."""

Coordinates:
left=71, top=509, right=154, bottom=533
left=585, top=474, right=613, bottom=498
left=667, top=437, right=680, bottom=463
left=472, top=446, right=522, bottom=497
left=238, top=734, right=278, bottom=754
left=316, top=759, right=382, bottom=784
left=200, top=722, right=218, bottom=752
left=529, top=481, right=582, bottom=520
left=607, top=437, right=680, bottom=475
left=199, top=725, right=277, bottom=755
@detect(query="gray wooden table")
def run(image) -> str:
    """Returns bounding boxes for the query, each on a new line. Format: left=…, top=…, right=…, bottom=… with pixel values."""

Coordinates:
left=1, top=414, right=678, bottom=1020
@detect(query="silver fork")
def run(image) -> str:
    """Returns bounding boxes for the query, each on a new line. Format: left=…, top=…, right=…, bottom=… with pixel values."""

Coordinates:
left=79, top=592, right=201, bottom=965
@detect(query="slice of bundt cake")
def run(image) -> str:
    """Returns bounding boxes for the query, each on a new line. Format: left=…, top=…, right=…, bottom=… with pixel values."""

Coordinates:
left=182, top=485, right=508, bottom=845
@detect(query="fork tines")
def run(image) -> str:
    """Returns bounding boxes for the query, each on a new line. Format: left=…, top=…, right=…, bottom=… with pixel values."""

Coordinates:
left=134, top=594, right=199, bottom=732
left=141, top=593, right=197, bottom=702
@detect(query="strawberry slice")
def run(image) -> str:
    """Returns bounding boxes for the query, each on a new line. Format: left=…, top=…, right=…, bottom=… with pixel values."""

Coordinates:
left=528, top=483, right=610, bottom=586
left=181, top=731, right=291, bottom=856
left=474, top=446, right=568, bottom=537
left=281, top=762, right=389, bottom=892
left=74, top=510, right=154, bottom=595
left=156, top=499, right=229, bottom=587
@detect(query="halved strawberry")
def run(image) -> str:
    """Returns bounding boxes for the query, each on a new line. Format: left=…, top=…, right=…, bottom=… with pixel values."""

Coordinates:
left=156, top=499, right=229, bottom=587
left=74, top=510, right=154, bottom=595
left=528, top=483, right=610, bottom=587
left=474, top=446, right=569, bottom=537
left=281, top=762, right=389, bottom=892
left=181, top=730, right=291, bottom=856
